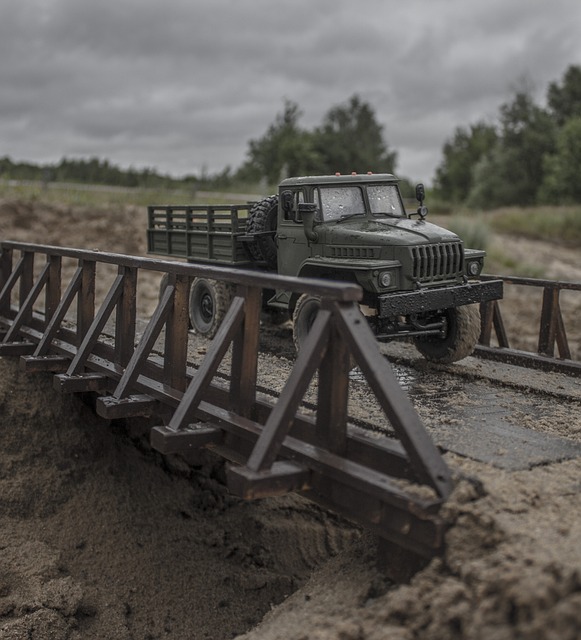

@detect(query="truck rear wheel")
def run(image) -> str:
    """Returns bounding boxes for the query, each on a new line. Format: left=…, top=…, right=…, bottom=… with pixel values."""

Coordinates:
left=413, top=304, right=481, bottom=364
left=189, top=278, right=233, bottom=338
left=292, top=294, right=321, bottom=352
left=245, top=195, right=279, bottom=270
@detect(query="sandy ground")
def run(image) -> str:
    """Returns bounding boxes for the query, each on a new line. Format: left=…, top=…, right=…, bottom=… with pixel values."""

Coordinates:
left=0, top=199, right=581, bottom=639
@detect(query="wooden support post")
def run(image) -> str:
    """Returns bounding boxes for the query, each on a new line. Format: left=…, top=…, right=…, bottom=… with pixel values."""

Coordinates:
left=163, top=274, right=190, bottom=392
left=479, top=300, right=494, bottom=346
left=229, top=285, right=261, bottom=418
left=18, top=252, right=34, bottom=323
left=115, top=265, right=137, bottom=367
left=0, top=248, right=13, bottom=315
left=45, top=255, right=62, bottom=324
left=538, top=287, right=558, bottom=356
left=77, top=260, right=96, bottom=346
left=316, top=317, right=349, bottom=454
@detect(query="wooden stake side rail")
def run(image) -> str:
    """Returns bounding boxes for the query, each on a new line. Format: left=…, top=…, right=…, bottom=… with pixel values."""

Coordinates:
left=0, top=241, right=454, bottom=573
left=478, top=274, right=581, bottom=376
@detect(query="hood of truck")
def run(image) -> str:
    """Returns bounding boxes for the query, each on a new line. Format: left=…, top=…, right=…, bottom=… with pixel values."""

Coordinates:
left=319, top=217, right=460, bottom=247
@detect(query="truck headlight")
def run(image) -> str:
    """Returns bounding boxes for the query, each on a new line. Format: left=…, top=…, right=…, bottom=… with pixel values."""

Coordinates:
left=379, top=271, right=393, bottom=288
left=467, top=261, right=481, bottom=276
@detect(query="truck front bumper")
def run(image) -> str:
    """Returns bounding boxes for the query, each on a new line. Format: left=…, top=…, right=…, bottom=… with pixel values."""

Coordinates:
left=378, top=279, right=503, bottom=317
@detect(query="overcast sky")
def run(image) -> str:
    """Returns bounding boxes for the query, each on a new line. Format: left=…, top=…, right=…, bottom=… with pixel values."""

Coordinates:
left=2, top=0, right=581, bottom=184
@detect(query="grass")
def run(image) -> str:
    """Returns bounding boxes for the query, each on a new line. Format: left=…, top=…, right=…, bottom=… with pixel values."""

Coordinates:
left=484, top=246, right=545, bottom=278
left=0, top=180, right=262, bottom=208
left=486, top=206, right=581, bottom=247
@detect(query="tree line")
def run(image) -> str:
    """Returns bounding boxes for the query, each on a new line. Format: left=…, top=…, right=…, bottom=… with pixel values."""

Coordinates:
left=0, top=94, right=408, bottom=195
left=434, top=64, right=581, bottom=208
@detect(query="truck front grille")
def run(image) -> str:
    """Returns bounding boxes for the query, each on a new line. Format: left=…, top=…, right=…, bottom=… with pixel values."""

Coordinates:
left=329, top=246, right=378, bottom=259
left=411, top=242, right=463, bottom=283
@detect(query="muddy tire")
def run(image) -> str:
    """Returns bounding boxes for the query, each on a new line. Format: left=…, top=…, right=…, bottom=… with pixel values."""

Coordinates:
left=292, top=294, right=322, bottom=352
left=414, top=304, right=481, bottom=364
left=189, top=278, right=233, bottom=338
left=158, top=273, right=170, bottom=303
left=245, top=195, right=279, bottom=270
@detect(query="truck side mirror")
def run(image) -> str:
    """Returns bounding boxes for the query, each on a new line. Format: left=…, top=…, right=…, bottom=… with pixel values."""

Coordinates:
left=298, top=202, right=318, bottom=242
left=281, top=190, right=293, bottom=216
left=415, top=183, right=425, bottom=205
left=414, top=183, right=428, bottom=219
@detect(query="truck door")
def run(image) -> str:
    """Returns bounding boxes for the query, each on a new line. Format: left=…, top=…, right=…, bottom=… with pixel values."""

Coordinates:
left=277, top=190, right=311, bottom=277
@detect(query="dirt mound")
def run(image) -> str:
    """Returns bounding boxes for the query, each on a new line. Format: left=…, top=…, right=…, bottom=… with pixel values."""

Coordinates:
left=239, top=457, right=581, bottom=640
left=0, top=360, right=357, bottom=638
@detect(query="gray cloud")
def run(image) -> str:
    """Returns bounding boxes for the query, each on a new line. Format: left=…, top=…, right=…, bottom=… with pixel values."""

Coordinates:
left=1, top=0, right=580, bottom=182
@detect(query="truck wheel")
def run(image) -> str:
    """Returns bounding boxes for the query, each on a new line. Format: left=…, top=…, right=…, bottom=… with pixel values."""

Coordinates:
left=292, top=294, right=321, bottom=352
left=158, top=273, right=169, bottom=303
left=246, top=195, right=279, bottom=270
left=414, top=304, right=481, bottom=364
left=189, top=278, right=233, bottom=338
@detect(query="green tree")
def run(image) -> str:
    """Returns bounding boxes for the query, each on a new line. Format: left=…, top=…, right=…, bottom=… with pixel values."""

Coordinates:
left=236, top=100, right=319, bottom=185
left=434, top=122, right=498, bottom=203
left=313, top=95, right=397, bottom=174
left=467, top=90, right=556, bottom=208
left=539, top=116, right=581, bottom=203
left=547, top=65, right=581, bottom=126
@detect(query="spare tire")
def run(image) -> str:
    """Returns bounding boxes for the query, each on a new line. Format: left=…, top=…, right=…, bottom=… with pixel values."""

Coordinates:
left=245, top=195, right=279, bottom=270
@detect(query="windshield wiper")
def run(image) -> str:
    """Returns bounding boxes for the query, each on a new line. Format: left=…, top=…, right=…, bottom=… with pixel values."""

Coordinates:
left=372, top=211, right=402, bottom=218
left=336, top=212, right=365, bottom=222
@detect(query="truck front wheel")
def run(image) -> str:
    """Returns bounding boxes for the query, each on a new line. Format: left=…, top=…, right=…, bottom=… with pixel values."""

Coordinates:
left=413, top=304, right=481, bottom=364
left=189, top=278, right=233, bottom=338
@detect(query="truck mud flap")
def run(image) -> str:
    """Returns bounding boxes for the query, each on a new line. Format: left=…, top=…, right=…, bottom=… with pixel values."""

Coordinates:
left=378, top=279, right=503, bottom=317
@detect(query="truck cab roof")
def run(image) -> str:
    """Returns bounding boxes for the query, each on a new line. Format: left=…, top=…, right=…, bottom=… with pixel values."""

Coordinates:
left=279, top=173, right=399, bottom=188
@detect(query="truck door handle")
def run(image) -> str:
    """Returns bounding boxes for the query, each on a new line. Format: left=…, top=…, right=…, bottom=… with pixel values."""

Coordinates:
left=277, top=234, right=288, bottom=240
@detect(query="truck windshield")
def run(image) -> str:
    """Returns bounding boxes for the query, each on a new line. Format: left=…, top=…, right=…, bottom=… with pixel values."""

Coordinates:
left=318, top=187, right=365, bottom=222
left=367, top=185, right=405, bottom=217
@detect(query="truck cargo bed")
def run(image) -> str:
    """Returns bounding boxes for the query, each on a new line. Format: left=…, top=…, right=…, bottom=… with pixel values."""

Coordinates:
left=147, top=204, right=254, bottom=264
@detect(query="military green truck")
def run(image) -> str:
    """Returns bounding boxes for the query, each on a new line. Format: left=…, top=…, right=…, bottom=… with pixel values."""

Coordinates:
left=147, top=173, right=502, bottom=363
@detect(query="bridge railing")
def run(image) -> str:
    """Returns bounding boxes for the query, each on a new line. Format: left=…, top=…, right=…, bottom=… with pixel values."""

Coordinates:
left=479, top=274, right=581, bottom=376
left=0, top=240, right=454, bottom=579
